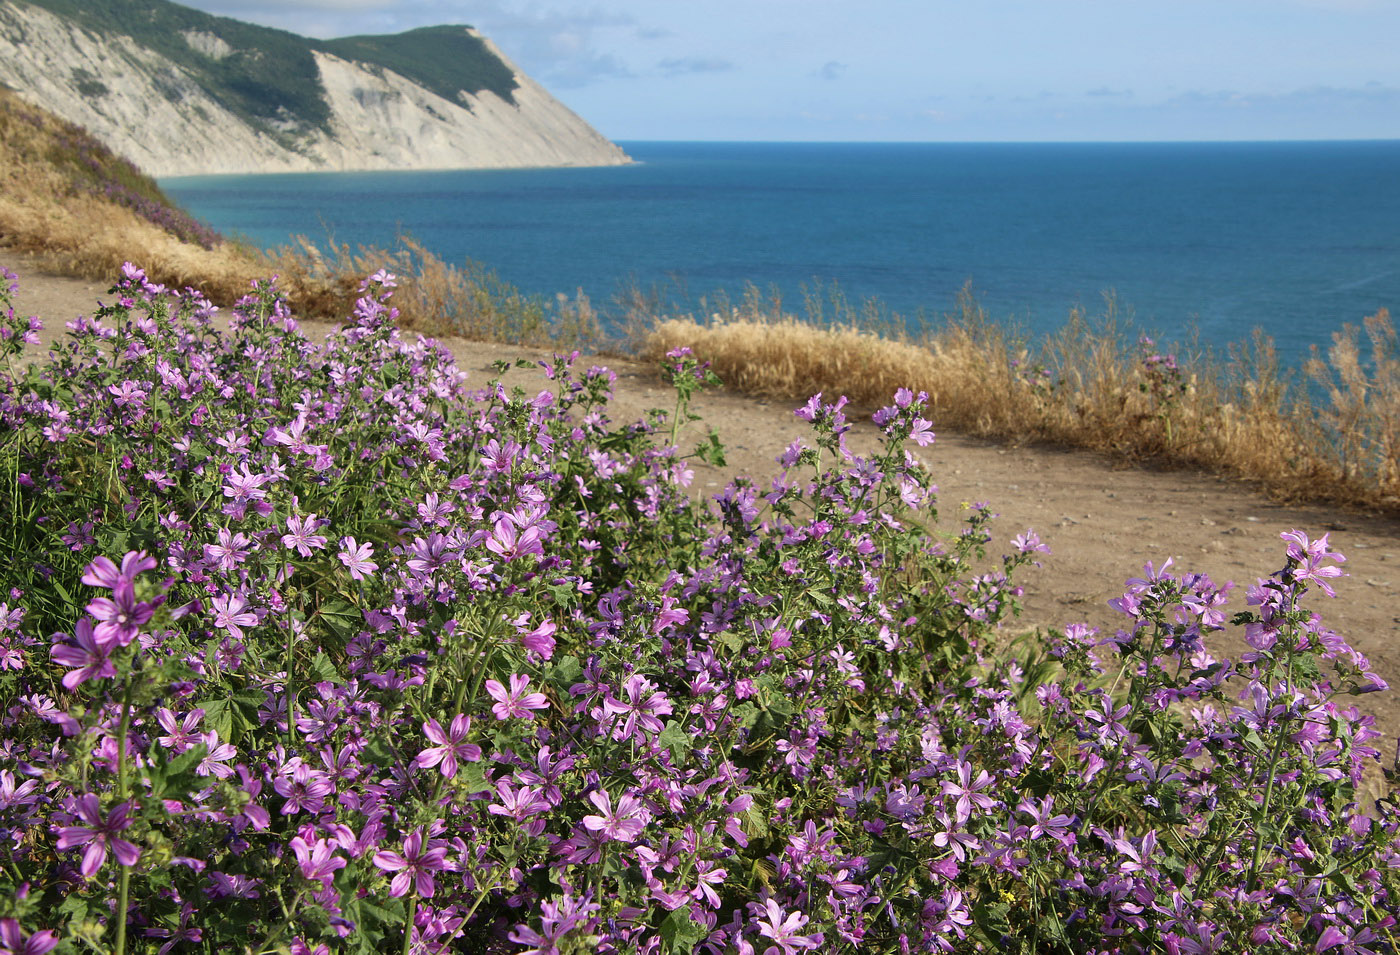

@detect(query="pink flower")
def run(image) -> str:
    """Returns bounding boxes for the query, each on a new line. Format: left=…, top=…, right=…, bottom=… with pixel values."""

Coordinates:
left=1280, top=528, right=1347, bottom=597
left=485, top=674, right=550, bottom=720
left=602, top=674, right=673, bottom=741
left=373, top=828, right=448, bottom=898
left=85, top=580, right=156, bottom=648
left=0, top=918, right=59, bottom=955
left=55, top=795, right=141, bottom=877
left=485, top=516, right=545, bottom=562
left=80, top=551, right=157, bottom=590
left=581, top=789, right=647, bottom=842
left=289, top=836, right=345, bottom=890
left=282, top=513, right=328, bottom=558
left=756, top=898, right=823, bottom=954
left=195, top=731, right=237, bottom=778
left=337, top=536, right=378, bottom=580
left=209, top=593, right=258, bottom=640
left=414, top=715, right=481, bottom=778
left=49, top=620, right=115, bottom=689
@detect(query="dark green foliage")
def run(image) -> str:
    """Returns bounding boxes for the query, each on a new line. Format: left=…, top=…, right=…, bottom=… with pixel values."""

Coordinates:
left=320, top=26, right=518, bottom=106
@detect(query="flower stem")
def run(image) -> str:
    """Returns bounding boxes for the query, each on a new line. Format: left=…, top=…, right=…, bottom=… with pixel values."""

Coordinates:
left=115, top=680, right=134, bottom=955
left=115, top=865, right=131, bottom=955
left=402, top=895, right=418, bottom=955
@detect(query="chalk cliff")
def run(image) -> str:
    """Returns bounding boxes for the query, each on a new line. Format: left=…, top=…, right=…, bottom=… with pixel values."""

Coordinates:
left=0, top=0, right=630, bottom=177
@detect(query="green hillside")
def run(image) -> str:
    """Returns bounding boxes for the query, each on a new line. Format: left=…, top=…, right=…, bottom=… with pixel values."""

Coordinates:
left=319, top=25, right=518, bottom=109
left=17, top=0, right=518, bottom=141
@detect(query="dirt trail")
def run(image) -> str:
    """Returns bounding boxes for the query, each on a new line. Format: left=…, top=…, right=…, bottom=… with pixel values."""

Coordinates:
left=9, top=255, right=1400, bottom=761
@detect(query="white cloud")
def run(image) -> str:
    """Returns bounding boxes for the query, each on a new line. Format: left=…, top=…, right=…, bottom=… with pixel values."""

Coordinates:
left=657, top=57, right=733, bottom=77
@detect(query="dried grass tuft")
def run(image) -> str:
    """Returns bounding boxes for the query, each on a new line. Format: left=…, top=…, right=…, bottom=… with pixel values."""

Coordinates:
left=645, top=287, right=1400, bottom=512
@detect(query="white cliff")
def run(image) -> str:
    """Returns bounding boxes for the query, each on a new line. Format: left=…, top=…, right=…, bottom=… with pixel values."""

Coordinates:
left=0, top=2, right=630, bottom=177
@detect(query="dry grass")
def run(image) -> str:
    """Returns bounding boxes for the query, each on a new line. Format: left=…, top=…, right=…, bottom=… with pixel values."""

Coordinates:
left=0, top=86, right=263, bottom=301
left=644, top=287, right=1400, bottom=512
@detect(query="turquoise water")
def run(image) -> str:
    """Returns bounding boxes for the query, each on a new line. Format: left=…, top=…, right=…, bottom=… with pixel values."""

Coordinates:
left=162, top=141, right=1400, bottom=367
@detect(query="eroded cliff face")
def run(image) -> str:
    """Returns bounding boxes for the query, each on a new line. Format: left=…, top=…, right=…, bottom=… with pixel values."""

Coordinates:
left=0, top=2, right=630, bottom=177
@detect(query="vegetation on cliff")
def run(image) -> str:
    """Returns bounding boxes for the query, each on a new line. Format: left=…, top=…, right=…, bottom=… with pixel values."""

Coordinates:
left=15, top=0, right=518, bottom=143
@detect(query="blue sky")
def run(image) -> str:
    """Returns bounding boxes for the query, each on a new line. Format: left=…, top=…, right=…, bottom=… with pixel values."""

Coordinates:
left=177, top=0, right=1400, bottom=142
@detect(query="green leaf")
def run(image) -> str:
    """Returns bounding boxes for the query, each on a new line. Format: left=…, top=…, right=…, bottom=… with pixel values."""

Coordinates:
left=200, top=698, right=233, bottom=743
left=147, top=746, right=207, bottom=799
left=658, top=721, right=692, bottom=765
left=660, top=905, right=707, bottom=954
left=308, top=650, right=342, bottom=686
left=458, top=760, right=495, bottom=795
left=546, top=654, right=583, bottom=692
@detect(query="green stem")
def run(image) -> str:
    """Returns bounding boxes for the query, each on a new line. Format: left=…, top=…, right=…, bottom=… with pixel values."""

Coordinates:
left=401, top=895, right=418, bottom=955
left=1247, top=651, right=1296, bottom=892
left=114, top=865, right=131, bottom=955
left=114, top=679, right=134, bottom=955
left=285, top=562, right=297, bottom=747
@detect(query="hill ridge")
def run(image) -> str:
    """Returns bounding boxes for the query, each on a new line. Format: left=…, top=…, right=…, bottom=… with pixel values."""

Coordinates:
left=0, top=0, right=629, bottom=176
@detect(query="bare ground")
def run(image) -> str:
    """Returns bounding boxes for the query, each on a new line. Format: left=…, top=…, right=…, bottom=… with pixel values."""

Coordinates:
left=9, top=254, right=1400, bottom=765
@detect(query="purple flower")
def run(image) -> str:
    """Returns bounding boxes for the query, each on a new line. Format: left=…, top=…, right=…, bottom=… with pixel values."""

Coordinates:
left=602, top=674, right=674, bottom=741
left=274, top=763, right=334, bottom=815
left=85, top=580, right=156, bottom=648
left=337, top=536, right=378, bottom=580
left=289, top=836, right=345, bottom=890
left=1280, top=528, right=1346, bottom=597
left=282, top=513, right=328, bottom=558
left=49, top=619, right=115, bottom=689
left=80, top=551, right=157, bottom=590
left=55, top=794, right=141, bottom=877
left=756, top=899, right=823, bottom=954
left=209, top=593, right=258, bottom=640
left=414, top=715, right=482, bottom=778
left=485, top=674, right=550, bottom=720
left=581, top=789, right=647, bottom=843
left=0, top=919, right=59, bottom=955
left=484, top=516, right=545, bottom=562
left=195, top=731, right=237, bottom=778
left=204, top=528, right=254, bottom=571
left=372, top=828, right=448, bottom=898
left=940, top=761, right=998, bottom=824
left=908, top=416, right=935, bottom=446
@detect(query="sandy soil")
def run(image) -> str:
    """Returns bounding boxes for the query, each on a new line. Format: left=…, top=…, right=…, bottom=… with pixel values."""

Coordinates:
left=8, top=254, right=1400, bottom=764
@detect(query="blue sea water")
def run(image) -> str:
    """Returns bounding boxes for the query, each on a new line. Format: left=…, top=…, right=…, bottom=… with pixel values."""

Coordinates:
left=162, top=141, right=1400, bottom=368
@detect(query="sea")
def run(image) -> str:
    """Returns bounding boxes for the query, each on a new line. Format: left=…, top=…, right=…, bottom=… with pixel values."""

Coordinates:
left=161, top=140, right=1400, bottom=370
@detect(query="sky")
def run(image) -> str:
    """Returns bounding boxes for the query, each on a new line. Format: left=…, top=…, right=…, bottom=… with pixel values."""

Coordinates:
left=175, top=0, right=1400, bottom=142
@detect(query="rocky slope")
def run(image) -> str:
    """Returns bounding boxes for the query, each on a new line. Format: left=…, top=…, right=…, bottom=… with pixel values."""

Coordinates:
left=0, top=0, right=630, bottom=177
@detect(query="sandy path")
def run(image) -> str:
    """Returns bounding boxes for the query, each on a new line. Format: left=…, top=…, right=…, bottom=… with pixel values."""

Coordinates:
left=8, top=255, right=1400, bottom=760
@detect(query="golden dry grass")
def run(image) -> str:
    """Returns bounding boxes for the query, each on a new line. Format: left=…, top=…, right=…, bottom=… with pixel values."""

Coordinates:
left=0, top=86, right=265, bottom=301
left=644, top=290, right=1400, bottom=512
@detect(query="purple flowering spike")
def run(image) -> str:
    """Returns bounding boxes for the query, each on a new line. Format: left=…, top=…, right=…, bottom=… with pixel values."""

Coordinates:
left=54, top=795, right=140, bottom=877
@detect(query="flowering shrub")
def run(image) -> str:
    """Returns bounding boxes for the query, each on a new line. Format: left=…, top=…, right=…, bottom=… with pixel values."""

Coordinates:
left=0, top=266, right=1397, bottom=953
